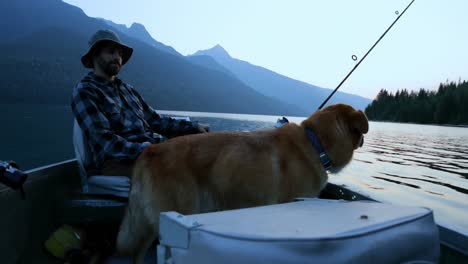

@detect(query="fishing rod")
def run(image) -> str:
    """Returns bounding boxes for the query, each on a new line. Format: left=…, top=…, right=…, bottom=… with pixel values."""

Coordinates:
left=317, top=0, right=416, bottom=110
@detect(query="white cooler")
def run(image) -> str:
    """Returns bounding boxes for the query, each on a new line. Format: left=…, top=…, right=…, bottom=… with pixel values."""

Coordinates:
left=157, top=199, right=439, bottom=264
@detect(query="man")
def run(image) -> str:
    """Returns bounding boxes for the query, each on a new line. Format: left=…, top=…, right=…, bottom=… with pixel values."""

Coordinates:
left=72, top=29, right=208, bottom=176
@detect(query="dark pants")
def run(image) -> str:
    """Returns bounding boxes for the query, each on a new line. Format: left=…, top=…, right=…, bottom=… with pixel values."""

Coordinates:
left=101, top=159, right=136, bottom=177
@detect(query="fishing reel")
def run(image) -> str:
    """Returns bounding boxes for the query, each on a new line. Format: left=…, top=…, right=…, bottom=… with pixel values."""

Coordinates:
left=275, top=117, right=289, bottom=128
left=0, top=160, right=28, bottom=197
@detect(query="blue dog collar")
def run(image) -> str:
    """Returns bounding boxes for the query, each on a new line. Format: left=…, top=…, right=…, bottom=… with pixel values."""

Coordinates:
left=305, top=127, right=332, bottom=170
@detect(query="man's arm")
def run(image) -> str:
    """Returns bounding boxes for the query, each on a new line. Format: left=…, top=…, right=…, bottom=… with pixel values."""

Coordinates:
left=131, top=88, right=205, bottom=137
left=71, top=87, right=150, bottom=164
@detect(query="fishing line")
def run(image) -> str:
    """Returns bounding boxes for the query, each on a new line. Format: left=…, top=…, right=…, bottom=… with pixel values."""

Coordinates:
left=317, top=0, right=416, bottom=110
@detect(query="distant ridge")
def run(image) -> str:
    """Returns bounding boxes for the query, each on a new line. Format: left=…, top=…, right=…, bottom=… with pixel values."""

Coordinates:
left=99, top=18, right=181, bottom=56
left=193, top=45, right=372, bottom=112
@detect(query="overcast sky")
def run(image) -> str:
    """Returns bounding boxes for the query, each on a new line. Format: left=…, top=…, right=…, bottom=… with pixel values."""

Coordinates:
left=64, top=0, right=468, bottom=99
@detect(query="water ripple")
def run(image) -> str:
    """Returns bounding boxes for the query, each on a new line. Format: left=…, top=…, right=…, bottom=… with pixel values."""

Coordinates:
left=332, top=121, right=468, bottom=232
left=379, top=172, right=468, bottom=195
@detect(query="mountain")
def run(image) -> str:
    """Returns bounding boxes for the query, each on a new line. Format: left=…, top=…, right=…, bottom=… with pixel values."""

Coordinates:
left=0, top=0, right=303, bottom=116
left=186, top=55, right=236, bottom=78
left=0, top=0, right=99, bottom=43
left=192, top=45, right=372, bottom=113
left=99, top=19, right=181, bottom=57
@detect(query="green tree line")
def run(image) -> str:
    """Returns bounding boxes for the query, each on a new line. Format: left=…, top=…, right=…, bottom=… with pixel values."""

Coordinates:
left=365, top=80, right=468, bottom=125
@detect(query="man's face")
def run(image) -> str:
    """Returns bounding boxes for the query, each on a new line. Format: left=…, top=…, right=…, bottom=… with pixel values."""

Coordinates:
left=93, top=43, right=124, bottom=77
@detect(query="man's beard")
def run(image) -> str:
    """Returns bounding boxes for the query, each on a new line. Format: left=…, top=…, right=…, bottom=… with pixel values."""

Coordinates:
left=97, top=57, right=121, bottom=76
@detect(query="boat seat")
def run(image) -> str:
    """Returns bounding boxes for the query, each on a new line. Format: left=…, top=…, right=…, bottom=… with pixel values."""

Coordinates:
left=72, top=116, right=191, bottom=198
left=158, top=199, right=440, bottom=264
left=73, top=119, right=130, bottom=198
left=52, top=120, right=131, bottom=224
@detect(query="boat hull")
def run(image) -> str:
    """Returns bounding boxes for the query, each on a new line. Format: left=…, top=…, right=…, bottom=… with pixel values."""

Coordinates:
left=0, top=159, right=466, bottom=263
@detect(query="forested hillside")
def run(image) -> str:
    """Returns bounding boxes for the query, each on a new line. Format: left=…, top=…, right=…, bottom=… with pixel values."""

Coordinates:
left=365, top=81, right=468, bottom=125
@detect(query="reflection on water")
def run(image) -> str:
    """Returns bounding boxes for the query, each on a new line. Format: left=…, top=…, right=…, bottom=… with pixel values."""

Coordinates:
left=331, top=121, right=468, bottom=234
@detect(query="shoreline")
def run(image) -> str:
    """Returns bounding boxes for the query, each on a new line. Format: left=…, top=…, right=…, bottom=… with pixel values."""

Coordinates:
left=368, top=120, right=468, bottom=128
left=1, top=102, right=467, bottom=128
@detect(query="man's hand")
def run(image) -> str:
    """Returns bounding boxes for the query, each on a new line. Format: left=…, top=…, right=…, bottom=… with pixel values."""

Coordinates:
left=197, top=123, right=210, bottom=133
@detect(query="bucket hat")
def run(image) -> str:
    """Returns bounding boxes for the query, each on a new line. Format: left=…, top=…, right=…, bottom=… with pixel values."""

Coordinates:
left=81, top=29, right=133, bottom=68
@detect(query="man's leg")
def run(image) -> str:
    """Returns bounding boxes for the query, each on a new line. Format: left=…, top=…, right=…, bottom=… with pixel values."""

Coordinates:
left=101, top=159, right=135, bottom=177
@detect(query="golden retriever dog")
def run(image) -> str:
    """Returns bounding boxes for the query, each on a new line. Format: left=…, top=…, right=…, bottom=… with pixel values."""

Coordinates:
left=116, top=103, right=368, bottom=262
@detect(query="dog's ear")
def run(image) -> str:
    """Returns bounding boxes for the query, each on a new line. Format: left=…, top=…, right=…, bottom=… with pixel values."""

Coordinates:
left=351, top=110, right=369, bottom=135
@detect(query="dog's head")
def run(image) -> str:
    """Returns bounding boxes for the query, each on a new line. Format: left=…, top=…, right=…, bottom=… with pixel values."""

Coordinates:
left=301, top=104, right=369, bottom=172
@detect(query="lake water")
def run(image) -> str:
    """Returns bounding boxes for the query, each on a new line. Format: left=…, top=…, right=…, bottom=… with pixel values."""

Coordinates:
left=1, top=103, right=467, bottom=235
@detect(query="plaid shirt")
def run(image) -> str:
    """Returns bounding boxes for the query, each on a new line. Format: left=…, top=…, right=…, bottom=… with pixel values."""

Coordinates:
left=71, top=72, right=199, bottom=171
